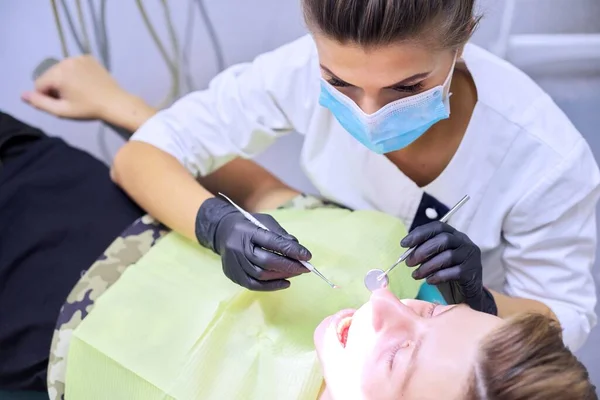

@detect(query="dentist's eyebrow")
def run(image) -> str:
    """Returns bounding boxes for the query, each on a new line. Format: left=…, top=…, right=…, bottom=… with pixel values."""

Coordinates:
left=384, top=72, right=431, bottom=88
left=320, top=65, right=354, bottom=86
left=320, top=64, right=431, bottom=88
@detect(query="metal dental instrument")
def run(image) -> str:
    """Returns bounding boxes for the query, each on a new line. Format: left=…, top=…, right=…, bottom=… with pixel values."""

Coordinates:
left=218, top=193, right=339, bottom=289
left=378, top=194, right=470, bottom=281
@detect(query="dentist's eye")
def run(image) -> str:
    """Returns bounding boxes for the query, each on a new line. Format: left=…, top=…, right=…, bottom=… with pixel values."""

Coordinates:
left=391, top=82, right=424, bottom=93
left=327, top=77, right=351, bottom=88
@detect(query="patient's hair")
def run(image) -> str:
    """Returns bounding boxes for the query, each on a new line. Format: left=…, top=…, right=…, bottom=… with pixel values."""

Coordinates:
left=302, top=0, right=480, bottom=50
left=468, top=313, right=597, bottom=400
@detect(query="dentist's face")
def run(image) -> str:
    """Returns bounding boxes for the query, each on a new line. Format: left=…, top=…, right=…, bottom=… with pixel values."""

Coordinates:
left=314, top=289, right=503, bottom=399
left=314, top=33, right=459, bottom=114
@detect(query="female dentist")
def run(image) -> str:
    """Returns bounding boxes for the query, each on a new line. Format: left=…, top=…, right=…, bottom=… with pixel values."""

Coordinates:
left=105, top=0, right=598, bottom=350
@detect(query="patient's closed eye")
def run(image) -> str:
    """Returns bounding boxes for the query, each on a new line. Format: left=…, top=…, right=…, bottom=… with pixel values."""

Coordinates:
left=387, top=340, right=413, bottom=369
left=427, top=303, right=437, bottom=317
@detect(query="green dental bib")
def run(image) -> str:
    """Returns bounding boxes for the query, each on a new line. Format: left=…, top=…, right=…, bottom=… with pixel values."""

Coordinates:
left=66, top=208, right=421, bottom=399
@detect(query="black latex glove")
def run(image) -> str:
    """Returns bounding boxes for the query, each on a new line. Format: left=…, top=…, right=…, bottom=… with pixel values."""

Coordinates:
left=401, top=221, right=498, bottom=315
left=195, top=197, right=311, bottom=291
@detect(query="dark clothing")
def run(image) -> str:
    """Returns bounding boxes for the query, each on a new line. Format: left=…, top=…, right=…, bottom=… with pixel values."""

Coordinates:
left=0, top=112, right=143, bottom=391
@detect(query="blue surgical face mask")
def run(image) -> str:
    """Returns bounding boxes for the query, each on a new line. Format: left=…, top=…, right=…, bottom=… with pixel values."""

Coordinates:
left=318, top=58, right=456, bottom=154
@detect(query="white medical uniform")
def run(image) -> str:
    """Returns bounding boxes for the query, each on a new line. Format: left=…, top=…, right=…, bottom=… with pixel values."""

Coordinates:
left=132, top=35, right=600, bottom=351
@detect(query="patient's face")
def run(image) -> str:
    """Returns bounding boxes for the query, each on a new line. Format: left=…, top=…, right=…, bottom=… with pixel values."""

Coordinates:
left=314, top=289, right=504, bottom=399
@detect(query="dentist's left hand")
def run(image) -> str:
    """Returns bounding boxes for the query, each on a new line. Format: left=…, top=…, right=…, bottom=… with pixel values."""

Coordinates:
left=401, top=221, right=497, bottom=315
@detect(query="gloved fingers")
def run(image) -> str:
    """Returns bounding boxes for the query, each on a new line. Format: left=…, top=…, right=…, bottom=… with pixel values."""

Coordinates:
left=223, top=252, right=291, bottom=290
left=246, top=246, right=308, bottom=277
left=405, top=232, right=462, bottom=267
left=424, top=265, right=462, bottom=285
left=459, top=271, right=481, bottom=295
left=400, top=221, right=456, bottom=249
left=243, top=275, right=291, bottom=291
left=240, top=258, right=300, bottom=281
left=411, top=249, right=456, bottom=280
left=254, top=214, right=299, bottom=242
left=251, top=228, right=312, bottom=261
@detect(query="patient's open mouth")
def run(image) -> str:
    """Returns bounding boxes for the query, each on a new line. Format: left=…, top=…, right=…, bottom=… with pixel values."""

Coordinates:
left=337, top=316, right=352, bottom=347
left=333, top=310, right=355, bottom=347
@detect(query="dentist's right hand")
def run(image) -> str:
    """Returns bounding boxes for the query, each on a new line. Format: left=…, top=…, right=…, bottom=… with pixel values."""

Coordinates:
left=195, top=197, right=312, bottom=291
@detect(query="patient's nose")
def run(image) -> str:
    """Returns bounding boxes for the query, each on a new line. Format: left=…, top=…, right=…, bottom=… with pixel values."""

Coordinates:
left=370, top=288, right=420, bottom=332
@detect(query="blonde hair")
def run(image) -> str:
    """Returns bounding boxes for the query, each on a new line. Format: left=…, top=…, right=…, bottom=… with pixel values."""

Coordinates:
left=469, top=313, right=597, bottom=399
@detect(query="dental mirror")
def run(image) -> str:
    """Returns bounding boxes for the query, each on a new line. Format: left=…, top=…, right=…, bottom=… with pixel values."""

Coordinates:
left=364, top=269, right=388, bottom=292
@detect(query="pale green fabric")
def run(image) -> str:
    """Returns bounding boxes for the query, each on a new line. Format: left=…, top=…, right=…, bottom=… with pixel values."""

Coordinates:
left=66, top=208, right=420, bottom=400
